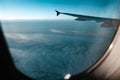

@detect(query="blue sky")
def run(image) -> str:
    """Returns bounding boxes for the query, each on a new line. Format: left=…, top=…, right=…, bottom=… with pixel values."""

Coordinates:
left=0, top=0, right=119, bottom=20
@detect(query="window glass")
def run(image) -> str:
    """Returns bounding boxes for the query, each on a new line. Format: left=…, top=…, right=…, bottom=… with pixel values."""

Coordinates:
left=1, top=0, right=120, bottom=80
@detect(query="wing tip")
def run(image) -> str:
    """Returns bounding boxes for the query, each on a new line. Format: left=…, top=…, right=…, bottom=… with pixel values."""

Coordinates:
left=55, top=10, right=60, bottom=16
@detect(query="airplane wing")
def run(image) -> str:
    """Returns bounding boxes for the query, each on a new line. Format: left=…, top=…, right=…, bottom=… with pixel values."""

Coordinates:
left=55, top=10, right=120, bottom=27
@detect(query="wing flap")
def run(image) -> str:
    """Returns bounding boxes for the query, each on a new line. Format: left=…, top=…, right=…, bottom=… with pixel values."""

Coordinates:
left=101, top=22, right=114, bottom=27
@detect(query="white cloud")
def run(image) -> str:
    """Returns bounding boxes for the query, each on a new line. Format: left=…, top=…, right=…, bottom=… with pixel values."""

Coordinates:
left=5, top=33, right=44, bottom=41
left=50, top=29, right=64, bottom=33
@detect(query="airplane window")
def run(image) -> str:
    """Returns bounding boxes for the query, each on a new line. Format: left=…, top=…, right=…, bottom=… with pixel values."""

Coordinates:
left=1, top=0, right=120, bottom=80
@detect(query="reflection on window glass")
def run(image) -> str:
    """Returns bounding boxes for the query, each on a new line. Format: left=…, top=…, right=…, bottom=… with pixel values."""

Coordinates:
left=1, top=0, right=119, bottom=80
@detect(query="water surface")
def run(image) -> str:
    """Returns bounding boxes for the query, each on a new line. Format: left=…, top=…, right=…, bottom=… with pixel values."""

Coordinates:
left=2, top=20, right=115, bottom=80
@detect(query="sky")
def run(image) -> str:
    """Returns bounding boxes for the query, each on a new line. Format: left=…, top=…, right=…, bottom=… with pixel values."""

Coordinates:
left=0, top=0, right=119, bottom=20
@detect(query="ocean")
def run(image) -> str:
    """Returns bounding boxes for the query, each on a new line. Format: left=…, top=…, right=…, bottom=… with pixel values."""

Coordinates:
left=2, top=20, right=115, bottom=80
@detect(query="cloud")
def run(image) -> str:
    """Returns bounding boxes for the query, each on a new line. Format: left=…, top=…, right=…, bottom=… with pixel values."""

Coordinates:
left=50, top=29, right=64, bottom=34
left=5, top=33, right=28, bottom=40
left=5, top=33, right=44, bottom=41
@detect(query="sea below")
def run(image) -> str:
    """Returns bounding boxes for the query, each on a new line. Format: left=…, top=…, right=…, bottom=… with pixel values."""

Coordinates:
left=2, top=20, right=115, bottom=80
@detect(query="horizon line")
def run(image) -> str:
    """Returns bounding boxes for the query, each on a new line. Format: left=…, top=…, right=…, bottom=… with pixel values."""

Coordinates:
left=0, top=18, right=74, bottom=21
